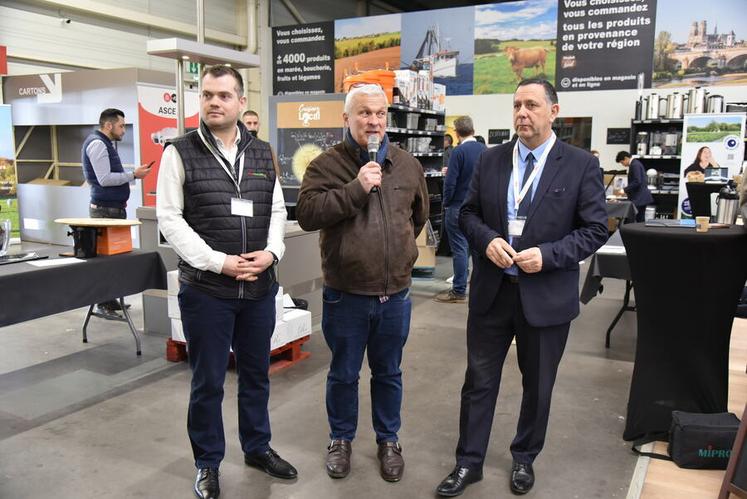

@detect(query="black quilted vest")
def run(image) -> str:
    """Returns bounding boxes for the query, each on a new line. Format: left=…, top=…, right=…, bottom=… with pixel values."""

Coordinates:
left=166, top=121, right=277, bottom=299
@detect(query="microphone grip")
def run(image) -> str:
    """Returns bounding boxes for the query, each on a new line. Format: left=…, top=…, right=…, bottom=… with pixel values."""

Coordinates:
left=369, top=150, right=379, bottom=193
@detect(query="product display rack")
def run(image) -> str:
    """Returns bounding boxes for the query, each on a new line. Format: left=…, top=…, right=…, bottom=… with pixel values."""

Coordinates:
left=630, top=118, right=684, bottom=218
left=386, top=103, right=446, bottom=243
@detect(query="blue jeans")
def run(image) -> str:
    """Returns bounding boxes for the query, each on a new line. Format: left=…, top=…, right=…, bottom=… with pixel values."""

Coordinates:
left=322, top=286, right=412, bottom=443
left=178, top=283, right=277, bottom=468
left=445, top=207, right=469, bottom=295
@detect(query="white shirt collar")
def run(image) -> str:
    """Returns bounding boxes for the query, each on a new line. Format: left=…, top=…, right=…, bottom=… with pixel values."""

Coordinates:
left=461, top=136, right=476, bottom=143
left=210, top=125, right=241, bottom=149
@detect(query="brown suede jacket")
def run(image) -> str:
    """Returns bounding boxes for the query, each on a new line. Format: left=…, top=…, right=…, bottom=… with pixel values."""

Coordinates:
left=296, top=139, right=429, bottom=296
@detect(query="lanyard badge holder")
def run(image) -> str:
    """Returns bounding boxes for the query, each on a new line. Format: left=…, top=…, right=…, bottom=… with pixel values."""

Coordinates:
left=508, top=134, right=556, bottom=238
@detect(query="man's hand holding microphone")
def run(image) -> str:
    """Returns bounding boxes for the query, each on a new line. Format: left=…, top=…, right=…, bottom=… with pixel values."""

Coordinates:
left=359, top=134, right=382, bottom=193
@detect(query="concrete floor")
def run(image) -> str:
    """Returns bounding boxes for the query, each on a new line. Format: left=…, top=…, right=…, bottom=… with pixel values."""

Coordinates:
left=0, top=257, right=639, bottom=498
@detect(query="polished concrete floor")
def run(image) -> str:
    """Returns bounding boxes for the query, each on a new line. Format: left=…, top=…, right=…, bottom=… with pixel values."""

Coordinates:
left=0, top=257, right=639, bottom=498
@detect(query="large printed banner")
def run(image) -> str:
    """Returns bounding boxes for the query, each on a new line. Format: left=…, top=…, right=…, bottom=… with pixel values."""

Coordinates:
left=275, top=100, right=344, bottom=186
left=0, top=105, right=18, bottom=236
left=556, top=0, right=657, bottom=91
left=271, top=0, right=747, bottom=95
left=273, top=22, right=335, bottom=95
left=677, top=113, right=745, bottom=218
left=137, top=86, right=199, bottom=207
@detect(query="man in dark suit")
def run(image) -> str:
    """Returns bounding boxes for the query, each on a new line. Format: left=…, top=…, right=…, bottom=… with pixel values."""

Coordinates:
left=435, top=79, right=608, bottom=497
left=616, top=151, right=654, bottom=222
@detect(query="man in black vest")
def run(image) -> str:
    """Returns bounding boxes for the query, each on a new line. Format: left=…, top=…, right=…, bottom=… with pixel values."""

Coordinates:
left=157, top=66, right=295, bottom=499
left=81, top=108, right=152, bottom=313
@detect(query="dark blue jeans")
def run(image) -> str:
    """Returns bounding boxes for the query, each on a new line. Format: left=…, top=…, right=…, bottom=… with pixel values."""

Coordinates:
left=445, top=206, right=469, bottom=295
left=178, top=282, right=277, bottom=469
left=322, top=286, right=412, bottom=443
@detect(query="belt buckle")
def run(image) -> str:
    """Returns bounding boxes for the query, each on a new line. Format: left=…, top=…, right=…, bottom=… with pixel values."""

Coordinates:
left=506, top=274, right=519, bottom=284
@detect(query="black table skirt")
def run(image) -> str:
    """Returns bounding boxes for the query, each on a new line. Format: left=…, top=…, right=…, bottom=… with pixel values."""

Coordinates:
left=0, top=249, right=166, bottom=327
left=620, top=223, right=747, bottom=442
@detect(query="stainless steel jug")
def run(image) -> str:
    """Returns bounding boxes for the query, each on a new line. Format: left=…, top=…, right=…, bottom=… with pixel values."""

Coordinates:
left=715, top=184, right=739, bottom=224
left=707, top=95, right=724, bottom=113
left=688, top=87, right=707, bottom=113
left=667, top=93, right=684, bottom=118
left=647, top=93, right=659, bottom=120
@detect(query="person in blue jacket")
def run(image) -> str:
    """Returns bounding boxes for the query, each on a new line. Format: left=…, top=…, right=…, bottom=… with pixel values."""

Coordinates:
left=616, top=151, right=654, bottom=222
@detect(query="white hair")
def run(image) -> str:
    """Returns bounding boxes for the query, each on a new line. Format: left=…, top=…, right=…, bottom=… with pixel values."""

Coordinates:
left=344, top=84, right=387, bottom=114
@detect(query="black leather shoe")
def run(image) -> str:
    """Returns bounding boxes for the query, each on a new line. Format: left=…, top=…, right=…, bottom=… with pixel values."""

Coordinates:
left=510, top=461, right=534, bottom=495
left=244, top=448, right=298, bottom=479
left=194, top=468, right=220, bottom=499
left=326, top=439, right=352, bottom=478
left=377, top=441, right=404, bottom=482
left=436, top=465, right=483, bottom=497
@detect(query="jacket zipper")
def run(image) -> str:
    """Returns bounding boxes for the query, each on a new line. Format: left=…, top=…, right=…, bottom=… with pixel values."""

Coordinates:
left=377, top=188, right=389, bottom=295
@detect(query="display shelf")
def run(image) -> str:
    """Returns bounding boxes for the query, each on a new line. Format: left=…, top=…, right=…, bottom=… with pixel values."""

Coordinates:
left=412, top=152, right=443, bottom=157
left=387, top=101, right=446, bottom=252
left=386, top=127, right=443, bottom=136
left=636, top=155, right=681, bottom=160
left=388, top=103, right=445, bottom=116
left=632, top=118, right=684, bottom=125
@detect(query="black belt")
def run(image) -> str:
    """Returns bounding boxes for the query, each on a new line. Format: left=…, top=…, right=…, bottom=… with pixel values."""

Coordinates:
left=504, top=274, right=519, bottom=284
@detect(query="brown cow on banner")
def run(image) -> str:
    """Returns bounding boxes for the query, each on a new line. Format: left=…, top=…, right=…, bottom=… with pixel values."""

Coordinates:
left=505, top=47, right=549, bottom=81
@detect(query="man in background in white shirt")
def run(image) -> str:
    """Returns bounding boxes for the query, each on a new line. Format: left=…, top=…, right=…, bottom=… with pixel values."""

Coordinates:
left=157, top=65, right=295, bottom=499
left=81, top=108, right=152, bottom=314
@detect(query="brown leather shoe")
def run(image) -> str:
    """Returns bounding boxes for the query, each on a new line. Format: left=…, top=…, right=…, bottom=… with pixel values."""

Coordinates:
left=326, top=439, right=352, bottom=478
left=377, top=441, right=404, bottom=482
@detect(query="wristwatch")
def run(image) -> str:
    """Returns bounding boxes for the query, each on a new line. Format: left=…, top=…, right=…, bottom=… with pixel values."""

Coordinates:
left=269, top=251, right=279, bottom=266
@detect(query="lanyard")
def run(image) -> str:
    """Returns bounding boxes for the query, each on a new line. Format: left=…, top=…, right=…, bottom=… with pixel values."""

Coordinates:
left=512, top=133, right=556, bottom=212
left=199, top=127, right=245, bottom=186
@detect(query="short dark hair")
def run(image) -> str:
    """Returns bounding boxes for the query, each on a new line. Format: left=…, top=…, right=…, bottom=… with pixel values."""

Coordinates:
left=453, top=116, right=475, bottom=138
left=99, top=108, right=124, bottom=127
left=242, top=110, right=258, bottom=118
left=202, top=65, right=244, bottom=96
left=516, top=78, right=558, bottom=105
left=615, top=151, right=631, bottom=163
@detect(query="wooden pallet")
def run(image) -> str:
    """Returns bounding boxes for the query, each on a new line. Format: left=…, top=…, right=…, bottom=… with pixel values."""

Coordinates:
left=165, top=336, right=311, bottom=375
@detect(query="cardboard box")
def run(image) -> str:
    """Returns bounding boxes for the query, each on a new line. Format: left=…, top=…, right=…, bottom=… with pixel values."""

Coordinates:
left=97, top=226, right=133, bottom=255
left=270, top=320, right=289, bottom=351
left=275, top=286, right=284, bottom=322
left=28, top=178, right=71, bottom=186
left=168, top=295, right=180, bottom=320
left=283, top=308, right=312, bottom=343
left=415, top=245, right=436, bottom=268
left=167, top=270, right=179, bottom=295
left=171, top=318, right=185, bottom=343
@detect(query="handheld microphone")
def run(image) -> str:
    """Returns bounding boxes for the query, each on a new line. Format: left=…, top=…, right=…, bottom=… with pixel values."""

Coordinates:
left=367, top=134, right=381, bottom=193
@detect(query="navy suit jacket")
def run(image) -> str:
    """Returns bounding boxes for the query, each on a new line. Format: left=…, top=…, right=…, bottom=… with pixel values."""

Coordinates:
left=459, top=139, right=608, bottom=327
left=624, top=158, right=654, bottom=207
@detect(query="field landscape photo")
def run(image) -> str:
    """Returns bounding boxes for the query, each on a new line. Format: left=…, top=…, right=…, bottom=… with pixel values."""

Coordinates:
left=334, top=14, right=401, bottom=92
left=686, top=116, right=743, bottom=142
left=473, top=0, right=557, bottom=95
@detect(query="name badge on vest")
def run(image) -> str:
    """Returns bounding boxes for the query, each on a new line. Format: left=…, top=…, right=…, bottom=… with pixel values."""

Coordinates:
left=231, top=198, right=254, bottom=217
left=508, top=216, right=526, bottom=238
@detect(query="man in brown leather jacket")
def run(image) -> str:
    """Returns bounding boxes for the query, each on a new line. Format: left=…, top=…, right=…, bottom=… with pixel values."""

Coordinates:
left=296, top=83, right=428, bottom=483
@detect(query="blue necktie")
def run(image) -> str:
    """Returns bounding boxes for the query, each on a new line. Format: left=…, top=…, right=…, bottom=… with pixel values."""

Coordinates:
left=517, top=152, right=535, bottom=217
